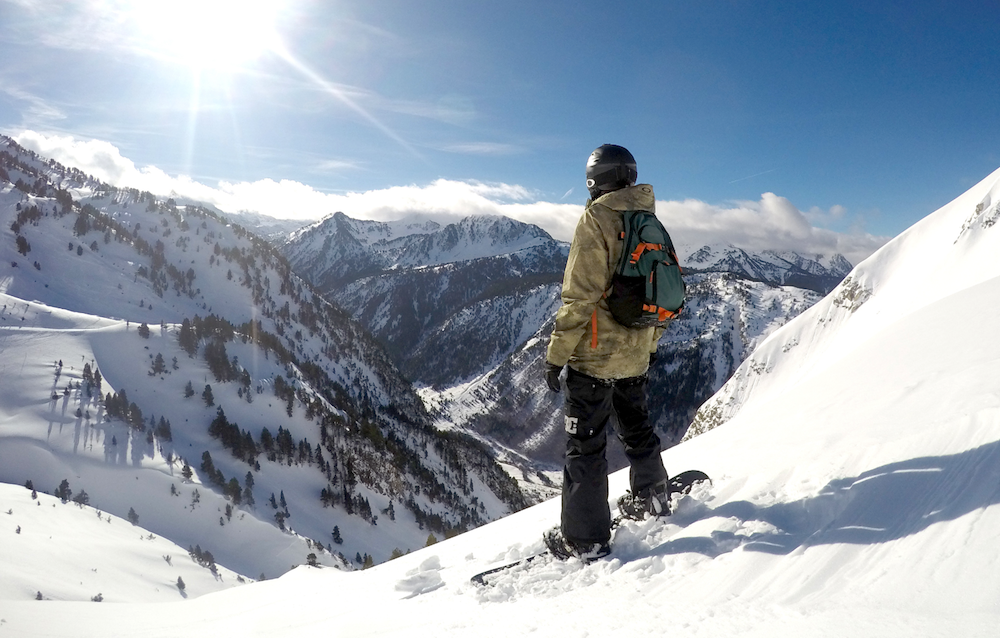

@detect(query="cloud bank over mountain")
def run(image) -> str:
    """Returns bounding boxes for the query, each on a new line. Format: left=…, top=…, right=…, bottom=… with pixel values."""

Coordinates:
left=14, top=130, right=888, bottom=265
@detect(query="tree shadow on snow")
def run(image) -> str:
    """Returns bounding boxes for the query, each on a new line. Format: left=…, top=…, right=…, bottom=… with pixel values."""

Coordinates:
left=651, top=439, right=1000, bottom=559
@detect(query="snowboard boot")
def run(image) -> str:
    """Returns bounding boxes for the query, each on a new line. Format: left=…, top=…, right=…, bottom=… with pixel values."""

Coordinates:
left=616, top=480, right=672, bottom=521
left=543, top=527, right=611, bottom=562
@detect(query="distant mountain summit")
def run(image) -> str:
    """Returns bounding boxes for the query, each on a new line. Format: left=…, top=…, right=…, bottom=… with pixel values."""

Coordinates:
left=284, top=212, right=556, bottom=289
left=682, top=244, right=853, bottom=294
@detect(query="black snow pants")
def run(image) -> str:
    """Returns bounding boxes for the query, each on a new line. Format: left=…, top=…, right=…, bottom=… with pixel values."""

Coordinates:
left=561, top=366, right=669, bottom=545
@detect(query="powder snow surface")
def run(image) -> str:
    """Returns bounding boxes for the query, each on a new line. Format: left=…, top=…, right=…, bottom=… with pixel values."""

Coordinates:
left=5, top=167, right=1000, bottom=636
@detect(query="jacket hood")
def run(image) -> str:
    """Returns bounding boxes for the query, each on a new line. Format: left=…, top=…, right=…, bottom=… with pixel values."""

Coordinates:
left=591, top=184, right=655, bottom=212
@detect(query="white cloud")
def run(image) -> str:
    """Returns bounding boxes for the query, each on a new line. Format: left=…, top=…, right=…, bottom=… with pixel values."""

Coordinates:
left=13, top=130, right=889, bottom=266
left=314, top=158, right=364, bottom=173
left=440, top=142, right=522, bottom=156
left=658, top=194, right=887, bottom=267
left=0, top=85, right=67, bottom=125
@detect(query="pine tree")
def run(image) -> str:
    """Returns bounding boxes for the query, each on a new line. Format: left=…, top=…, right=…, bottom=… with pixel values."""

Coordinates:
left=150, top=353, right=166, bottom=375
left=73, top=210, right=89, bottom=236
left=156, top=416, right=172, bottom=441
left=178, top=318, right=197, bottom=356
left=127, top=507, right=139, bottom=526
left=202, top=384, right=214, bottom=407
left=226, top=478, right=242, bottom=504
left=56, top=479, right=71, bottom=503
left=176, top=576, right=186, bottom=592
left=184, top=381, right=195, bottom=398
left=332, top=526, right=343, bottom=545
left=137, top=322, right=150, bottom=339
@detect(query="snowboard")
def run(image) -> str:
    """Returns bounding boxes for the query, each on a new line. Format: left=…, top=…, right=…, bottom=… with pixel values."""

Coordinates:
left=470, top=469, right=711, bottom=586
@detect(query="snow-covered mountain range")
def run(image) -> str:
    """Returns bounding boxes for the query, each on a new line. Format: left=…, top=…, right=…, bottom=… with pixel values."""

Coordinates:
left=680, top=243, right=853, bottom=294
left=282, top=210, right=850, bottom=476
left=0, top=136, right=525, bottom=590
left=5, top=158, right=1000, bottom=637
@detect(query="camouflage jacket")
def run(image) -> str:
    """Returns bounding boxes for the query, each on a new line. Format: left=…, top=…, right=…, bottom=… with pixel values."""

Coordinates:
left=546, top=184, right=666, bottom=380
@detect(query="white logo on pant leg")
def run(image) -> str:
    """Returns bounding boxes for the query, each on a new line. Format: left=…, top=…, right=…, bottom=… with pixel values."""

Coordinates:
left=564, top=416, right=578, bottom=435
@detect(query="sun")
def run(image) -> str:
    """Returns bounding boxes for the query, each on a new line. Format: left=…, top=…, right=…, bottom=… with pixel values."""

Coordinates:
left=131, top=0, right=284, bottom=72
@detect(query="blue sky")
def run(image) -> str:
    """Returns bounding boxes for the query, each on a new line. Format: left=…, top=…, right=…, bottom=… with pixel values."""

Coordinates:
left=2, top=0, right=999, bottom=264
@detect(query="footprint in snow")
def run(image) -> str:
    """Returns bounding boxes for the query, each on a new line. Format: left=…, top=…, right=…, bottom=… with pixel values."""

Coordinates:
left=394, top=555, right=444, bottom=598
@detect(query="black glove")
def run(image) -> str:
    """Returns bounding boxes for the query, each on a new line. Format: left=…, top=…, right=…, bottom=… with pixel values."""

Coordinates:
left=545, top=363, right=563, bottom=393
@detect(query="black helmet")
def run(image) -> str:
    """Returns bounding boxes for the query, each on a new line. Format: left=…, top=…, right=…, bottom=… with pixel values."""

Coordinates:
left=585, top=144, right=637, bottom=199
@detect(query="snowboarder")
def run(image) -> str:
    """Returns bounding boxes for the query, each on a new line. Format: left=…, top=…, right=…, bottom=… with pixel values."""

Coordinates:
left=543, top=144, right=675, bottom=560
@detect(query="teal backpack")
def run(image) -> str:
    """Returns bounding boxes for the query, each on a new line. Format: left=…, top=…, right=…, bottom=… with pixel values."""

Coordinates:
left=606, top=210, right=685, bottom=328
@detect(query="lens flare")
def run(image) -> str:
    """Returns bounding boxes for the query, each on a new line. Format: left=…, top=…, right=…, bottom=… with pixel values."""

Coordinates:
left=132, top=0, right=281, bottom=72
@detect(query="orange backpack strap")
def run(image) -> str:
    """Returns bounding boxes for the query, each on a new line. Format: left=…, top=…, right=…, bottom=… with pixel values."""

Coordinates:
left=643, top=304, right=680, bottom=321
left=629, top=242, right=663, bottom=265
left=591, top=307, right=599, bottom=348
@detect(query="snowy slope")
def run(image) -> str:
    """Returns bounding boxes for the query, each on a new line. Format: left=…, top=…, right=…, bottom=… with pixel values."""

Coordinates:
left=0, top=138, right=524, bottom=585
left=0, top=295, right=360, bottom=579
left=1, top=484, right=248, bottom=603
left=690, top=165, right=1000, bottom=435
left=4, top=168, right=1000, bottom=635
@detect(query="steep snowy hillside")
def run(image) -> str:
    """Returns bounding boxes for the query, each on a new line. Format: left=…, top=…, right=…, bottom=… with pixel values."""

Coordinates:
left=0, top=137, right=525, bottom=581
left=690, top=166, right=1000, bottom=438
left=5, top=167, right=1000, bottom=638
left=1, top=484, right=248, bottom=603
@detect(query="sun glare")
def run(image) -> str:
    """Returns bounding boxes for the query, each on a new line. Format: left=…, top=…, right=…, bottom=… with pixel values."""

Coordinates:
left=132, top=0, right=283, bottom=72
